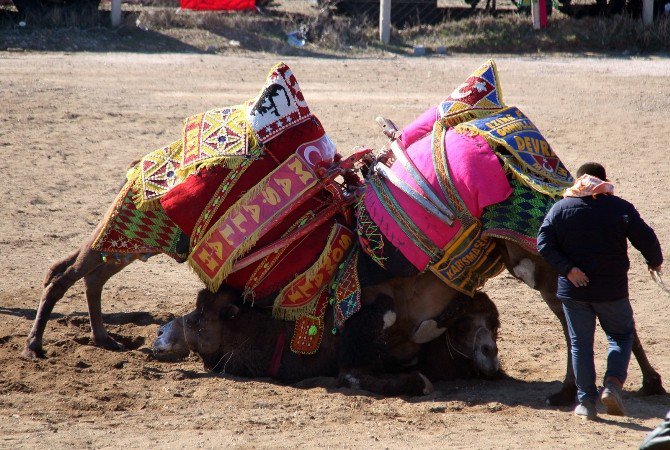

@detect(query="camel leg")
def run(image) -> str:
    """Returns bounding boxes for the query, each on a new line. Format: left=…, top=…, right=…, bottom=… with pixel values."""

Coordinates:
left=338, top=369, right=433, bottom=397
left=632, top=329, right=666, bottom=396
left=83, top=260, right=133, bottom=350
left=23, top=246, right=105, bottom=359
left=337, top=295, right=433, bottom=396
left=540, top=290, right=578, bottom=406
left=495, top=240, right=577, bottom=405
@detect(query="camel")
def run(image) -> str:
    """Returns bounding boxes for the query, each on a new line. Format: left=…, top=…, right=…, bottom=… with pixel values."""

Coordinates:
left=22, top=60, right=666, bottom=407
left=152, top=285, right=502, bottom=396
left=24, top=217, right=664, bottom=405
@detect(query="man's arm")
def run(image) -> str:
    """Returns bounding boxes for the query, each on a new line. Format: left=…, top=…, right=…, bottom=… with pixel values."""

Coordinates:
left=537, top=207, right=575, bottom=277
left=626, top=205, right=664, bottom=270
left=538, top=213, right=590, bottom=287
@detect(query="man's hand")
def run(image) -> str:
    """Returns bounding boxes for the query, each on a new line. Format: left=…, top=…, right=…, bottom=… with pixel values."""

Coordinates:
left=648, top=264, right=662, bottom=274
left=567, top=267, right=589, bottom=288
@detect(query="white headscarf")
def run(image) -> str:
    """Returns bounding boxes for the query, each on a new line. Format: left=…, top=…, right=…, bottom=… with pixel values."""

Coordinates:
left=563, top=174, right=614, bottom=198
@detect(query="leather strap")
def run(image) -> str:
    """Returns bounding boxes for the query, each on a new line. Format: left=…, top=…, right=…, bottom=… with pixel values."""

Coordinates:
left=374, top=163, right=454, bottom=226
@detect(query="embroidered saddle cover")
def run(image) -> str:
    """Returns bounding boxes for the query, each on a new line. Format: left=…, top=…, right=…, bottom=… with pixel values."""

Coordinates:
left=93, top=63, right=357, bottom=314
left=358, top=59, right=573, bottom=295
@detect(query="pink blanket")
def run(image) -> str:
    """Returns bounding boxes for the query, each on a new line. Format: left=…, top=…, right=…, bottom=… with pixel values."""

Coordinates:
left=365, top=113, right=512, bottom=271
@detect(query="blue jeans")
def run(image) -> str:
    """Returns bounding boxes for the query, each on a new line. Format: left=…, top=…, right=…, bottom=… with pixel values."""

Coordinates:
left=561, top=297, right=634, bottom=403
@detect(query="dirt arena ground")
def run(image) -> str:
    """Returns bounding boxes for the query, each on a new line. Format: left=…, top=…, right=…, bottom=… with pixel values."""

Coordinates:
left=1, top=53, right=669, bottom=448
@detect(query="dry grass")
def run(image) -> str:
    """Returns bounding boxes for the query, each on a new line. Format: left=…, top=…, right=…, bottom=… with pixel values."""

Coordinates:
left=399, top=11, right=670, bottom=53
left=1, top=1, right=669, bottom=54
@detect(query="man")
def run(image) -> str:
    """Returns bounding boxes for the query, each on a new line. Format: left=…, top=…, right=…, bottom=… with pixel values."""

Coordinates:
left=537, top=162, right=663, bottom=420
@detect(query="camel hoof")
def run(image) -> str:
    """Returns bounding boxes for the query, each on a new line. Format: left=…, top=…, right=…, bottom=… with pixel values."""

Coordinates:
left=546, top=386, right=577, bottom=407
left=418, top=373, right=434, bottom=395
left=93, top=335, right=126, bottom=352
left=21, top=346, right=46, bottom=360
left=636, top=377, right=667, bottom=397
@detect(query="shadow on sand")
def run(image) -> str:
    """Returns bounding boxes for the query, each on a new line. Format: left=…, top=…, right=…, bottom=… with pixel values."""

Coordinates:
left=165, top=366, right=670, bottom=426
left=0, top=307, right=176, bottom=326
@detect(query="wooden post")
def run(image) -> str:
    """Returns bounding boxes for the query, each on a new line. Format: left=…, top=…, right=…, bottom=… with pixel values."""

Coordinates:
left=642, top=0, right=653, bottom=25
left=531, top=0, right=541, bottom=29
left=380, top=0, right=391, bottom=44
left=111, top=0, right=122, bottom=27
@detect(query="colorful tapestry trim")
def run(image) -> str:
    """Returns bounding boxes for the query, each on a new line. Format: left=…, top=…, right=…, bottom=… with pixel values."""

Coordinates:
left=430, top=222, right=505, bottom=296
left=332, top=246, right=362, bottom=330
left=481, top=174, right=557, bottom=254
left=246, top=63, right=312, bottom=144
left=290, top=289, right=329, bottom=355
left=134, top=140, right=185, bottom=211
left=180, top=105, right=260, bottom=176
left=189, top=152, right=321, bottom=291
left=430, top=121, right=476, bottom=229
left=455, top=106, right=573, bottom=197
left=190, top=158, right=255, bottom=249
left=92, top=177, right=186, bottom=261
left=438, top=59, right=506, bottom=128
left=368, top=175, right=444, bottom=265
left=273, top=223, right=354, bottom=320
left=354, top=195, right=387, bottom=269
left=242, top=211, right=316, bottom=301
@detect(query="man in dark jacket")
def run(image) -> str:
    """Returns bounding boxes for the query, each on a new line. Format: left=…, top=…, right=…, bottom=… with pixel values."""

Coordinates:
left=537, top=162, right=663, bottom=420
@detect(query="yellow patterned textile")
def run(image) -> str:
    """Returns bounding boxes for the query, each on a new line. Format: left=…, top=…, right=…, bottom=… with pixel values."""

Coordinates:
left=180, top=105, right=260, bottom=177
left=438, top=59, right=506, bottom=128
left=430, top=223, right=505, bottom=296
left=131, top=105, right=261, bottom=211
left=133, top=140, right=185, bottom=211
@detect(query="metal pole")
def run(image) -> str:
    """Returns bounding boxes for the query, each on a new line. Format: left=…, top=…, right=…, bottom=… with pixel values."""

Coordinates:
left=111, top=0, right=122, bottom=27
left=380, top=0, right=391, bottom=44
left=642, top=0, right=653, bottom=25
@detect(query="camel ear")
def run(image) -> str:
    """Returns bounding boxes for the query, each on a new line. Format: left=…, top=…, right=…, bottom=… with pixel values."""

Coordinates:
left=219, top=304, right=240, bottom=321
left=196, top=289, right=217, bottom=310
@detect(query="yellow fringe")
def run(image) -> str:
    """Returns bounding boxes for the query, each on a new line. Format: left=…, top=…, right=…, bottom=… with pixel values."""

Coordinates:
left=271, top=224, right=344, bottom=321
left=272, top=296, right=319, bottom=322
left=186, top=171, right=282, bottom=292
left=91, top=177, right=136, bottom=252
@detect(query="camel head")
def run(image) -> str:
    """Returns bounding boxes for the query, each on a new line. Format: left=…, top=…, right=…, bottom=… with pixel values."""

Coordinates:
left=442, top=291, right=500, bottom=377
left=153, top=287, right=240, bottom=365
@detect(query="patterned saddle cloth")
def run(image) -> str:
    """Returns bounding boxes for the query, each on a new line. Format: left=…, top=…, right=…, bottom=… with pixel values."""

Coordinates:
left=93, top=63, right=358, bottom=321
left=359, top=59, right=574, bottom=296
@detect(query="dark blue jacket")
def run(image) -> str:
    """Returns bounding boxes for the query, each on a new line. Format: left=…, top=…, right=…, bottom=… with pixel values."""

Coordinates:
left=537, top=195, right=663, bottom=301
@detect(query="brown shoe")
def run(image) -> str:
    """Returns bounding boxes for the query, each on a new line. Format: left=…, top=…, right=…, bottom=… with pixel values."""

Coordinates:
left=574, top=400, right=598, bottom=420
left=601, top=381, right=626, bottom=416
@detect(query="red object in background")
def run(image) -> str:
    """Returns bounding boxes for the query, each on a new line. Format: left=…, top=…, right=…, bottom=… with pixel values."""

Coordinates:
left=539, top=0, right=547, bottom=27
left=180, top=0, right=255, bottom=11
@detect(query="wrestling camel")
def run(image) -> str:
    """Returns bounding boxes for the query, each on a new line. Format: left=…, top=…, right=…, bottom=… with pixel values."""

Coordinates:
left=153, top=284, right=501, bottom=396
left=22, top=59, right=665, bottom=408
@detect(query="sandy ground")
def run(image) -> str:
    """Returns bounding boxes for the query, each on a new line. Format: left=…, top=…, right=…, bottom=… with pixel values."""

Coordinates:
left=1, top=53, right=669, bottom=449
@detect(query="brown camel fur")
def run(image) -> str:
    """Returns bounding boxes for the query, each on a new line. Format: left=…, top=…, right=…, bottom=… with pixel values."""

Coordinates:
left=22, top=163, right=665, bottom=406
left=152, top=287, right=502, bottom=396
left=24, top=222, right=665, bottom=405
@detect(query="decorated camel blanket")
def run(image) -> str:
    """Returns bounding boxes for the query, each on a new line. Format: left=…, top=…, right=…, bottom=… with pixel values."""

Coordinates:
left=359, top=59, right=573, bottom=295
left=92, top=63, right=358, bottom=352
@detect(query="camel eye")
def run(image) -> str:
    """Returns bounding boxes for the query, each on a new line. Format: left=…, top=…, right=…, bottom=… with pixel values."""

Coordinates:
left=185, top=314, right=199, bottom=327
